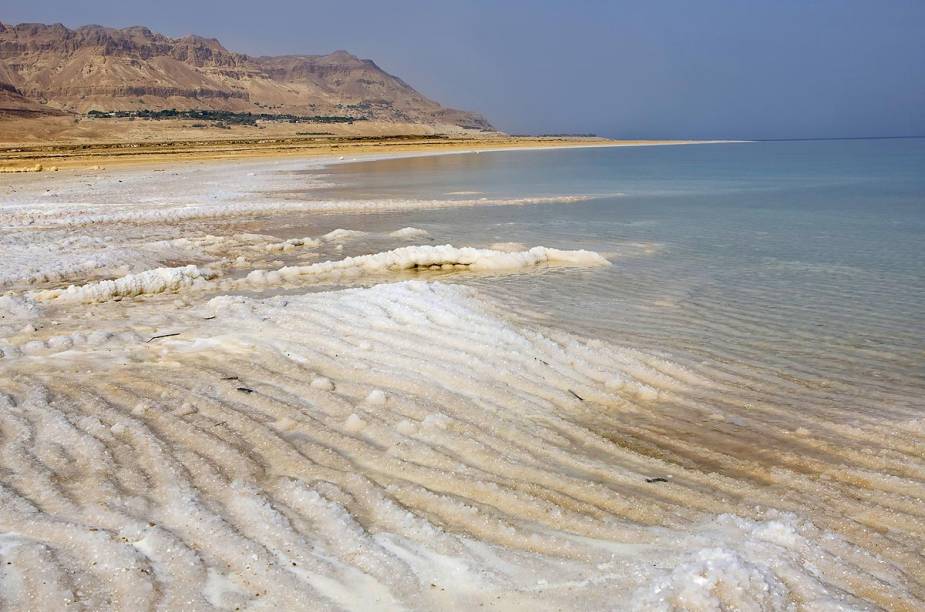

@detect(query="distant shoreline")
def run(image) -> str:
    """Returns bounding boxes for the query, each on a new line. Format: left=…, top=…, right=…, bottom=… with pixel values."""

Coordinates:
left=0, top=132, right=740, bottom=173
left=750, top=135, right=925, bottom=142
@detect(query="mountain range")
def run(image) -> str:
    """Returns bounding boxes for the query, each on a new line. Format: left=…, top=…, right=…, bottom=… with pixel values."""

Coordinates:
left=0, top=22, right=492, bottom=131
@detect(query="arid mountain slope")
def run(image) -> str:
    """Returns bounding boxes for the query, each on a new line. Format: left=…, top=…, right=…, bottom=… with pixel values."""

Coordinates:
left=0, top=22, right=492, bottom=129
left=0, top=83, right=67, bottom=117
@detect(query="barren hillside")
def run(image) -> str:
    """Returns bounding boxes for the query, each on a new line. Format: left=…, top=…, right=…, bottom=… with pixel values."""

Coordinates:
left=0, top=22, right=492, bottom=130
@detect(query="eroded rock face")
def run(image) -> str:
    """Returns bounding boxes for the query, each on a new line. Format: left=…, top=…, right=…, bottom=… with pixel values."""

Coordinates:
left=0, top=22, right=493, bottom=129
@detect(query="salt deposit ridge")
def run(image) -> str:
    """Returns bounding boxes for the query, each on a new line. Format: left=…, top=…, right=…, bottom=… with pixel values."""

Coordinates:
left=0, top=154, right=922, bottom=610
left=0, top=281, right=911, bottom=610
left=21, top=244, right=607, bottom=305
left=0, top=157, right=600, bottom=292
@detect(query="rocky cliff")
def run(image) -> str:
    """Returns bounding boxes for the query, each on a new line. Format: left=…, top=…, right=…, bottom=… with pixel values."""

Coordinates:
left=0, top=22, right=492, bottom=129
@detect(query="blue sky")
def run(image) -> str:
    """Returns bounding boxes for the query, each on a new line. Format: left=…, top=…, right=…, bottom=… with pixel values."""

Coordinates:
left=5, top=1, right=924, bottom=138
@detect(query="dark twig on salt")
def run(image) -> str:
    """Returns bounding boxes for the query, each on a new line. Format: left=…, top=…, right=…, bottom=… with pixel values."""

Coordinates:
left=146, top=332, right=181, bottom=343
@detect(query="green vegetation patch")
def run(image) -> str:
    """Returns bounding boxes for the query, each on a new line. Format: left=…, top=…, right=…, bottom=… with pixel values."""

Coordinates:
left=86, top=109, right=366, bottom=125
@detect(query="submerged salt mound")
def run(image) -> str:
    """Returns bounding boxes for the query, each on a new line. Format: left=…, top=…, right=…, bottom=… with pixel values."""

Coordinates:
left=389, top=227, right=430, bottom=239
left=32, top=265, right=217, bottom=304
left=322, top=226, right=429, bottom=242
left=322, top=228, right=368, bottom=242
left=244, top=244, right=610, bottom=286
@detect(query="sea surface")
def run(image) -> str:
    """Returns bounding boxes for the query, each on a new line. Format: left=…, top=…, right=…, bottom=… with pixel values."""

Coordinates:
left=302, top=139, right=925, bottom=425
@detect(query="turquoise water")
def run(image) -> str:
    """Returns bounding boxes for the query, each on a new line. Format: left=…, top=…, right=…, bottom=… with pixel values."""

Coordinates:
left=305, top=141, right=925, bottom=423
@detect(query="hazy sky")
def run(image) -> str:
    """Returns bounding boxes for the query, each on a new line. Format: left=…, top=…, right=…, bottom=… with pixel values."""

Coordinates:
left=5, top=1, right=924, bottom=139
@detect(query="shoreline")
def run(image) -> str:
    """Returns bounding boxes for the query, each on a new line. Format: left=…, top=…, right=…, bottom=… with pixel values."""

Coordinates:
left=0, top=133, right=744, bottom=173
left=0, top=138, right=921, bottom=609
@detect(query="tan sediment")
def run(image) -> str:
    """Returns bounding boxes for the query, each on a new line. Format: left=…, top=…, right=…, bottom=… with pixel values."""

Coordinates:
left=0, top=117, right=733, bottom=172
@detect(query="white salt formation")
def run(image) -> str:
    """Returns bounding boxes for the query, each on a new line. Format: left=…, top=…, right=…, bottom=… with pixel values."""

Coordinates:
left=0, top=230, right=318, bottom=292
left=0, top=189, right=594, bottom=228
left=24, top=245, right=609, bottom=306
left=32, top=265, right=217, bottom=303
left=242, top=244, right=610, bottom=287
left=0, top=153, right=595, bottom=294
left=0, top=280, right=916, bottom=609
left=310, top=376, right=335, bottom=391
left=389, top=227, right=430, bottom=239
left=321, top=228, right=368, bottom=241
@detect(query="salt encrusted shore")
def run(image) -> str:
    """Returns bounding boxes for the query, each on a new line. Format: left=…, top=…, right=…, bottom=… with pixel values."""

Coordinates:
left=0, top=147, right=917, bottom=610
left=0, top=150, right=609, bottom=292
left=0, top=274, right=896, bottom=610
left=29, top=245, right=609, bottom=305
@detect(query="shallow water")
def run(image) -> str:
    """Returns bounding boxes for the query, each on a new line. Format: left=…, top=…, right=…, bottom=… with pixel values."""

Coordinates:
left=279, top=141, right=925, bottom=605
left=2, top=140, right=924, bottom=609
left=297, top=140, right=925, bottom=418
